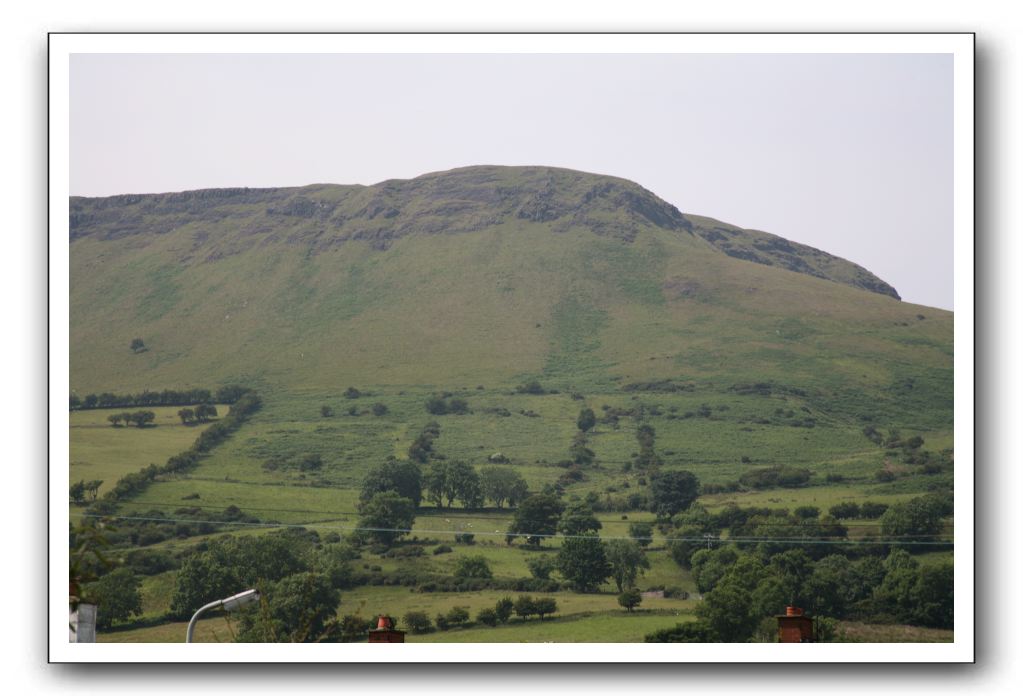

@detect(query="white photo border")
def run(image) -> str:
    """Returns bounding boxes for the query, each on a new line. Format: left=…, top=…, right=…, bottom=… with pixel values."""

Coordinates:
left=49, top=32, right=974, bottom=663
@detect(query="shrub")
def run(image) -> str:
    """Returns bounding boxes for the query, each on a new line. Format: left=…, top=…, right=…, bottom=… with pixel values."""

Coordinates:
left=402, top=611, right=433, bottom=634
left=454, top=533, right=475, bottom=545
left=477, top=607, right=499, bottom=627
left=445, top=606, right=470, bottom=627
left=432, top=544, right=453, bottom=555
left=372, top=403, right=389, bottom=416
left=495, top=597, right=514, bottom=623
left=875, top=469, right=896, bottom=483
left=829, top=502, right=861, bottom=519
left=454, top=555, right=493, bottom=579
left=516, top=380, right=545, bottom=395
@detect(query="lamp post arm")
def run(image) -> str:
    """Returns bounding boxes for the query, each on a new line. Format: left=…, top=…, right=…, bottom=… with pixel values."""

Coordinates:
left=185, top=598, right=225, bottom=643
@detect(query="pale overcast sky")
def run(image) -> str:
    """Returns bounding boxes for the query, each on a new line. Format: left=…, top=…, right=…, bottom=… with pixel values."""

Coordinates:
left=70, top=53, right=953, bottom=309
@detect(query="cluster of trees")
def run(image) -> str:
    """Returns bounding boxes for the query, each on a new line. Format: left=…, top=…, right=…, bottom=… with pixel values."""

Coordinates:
left=402, top=594, right=559, bottom=634
left=69, top=479, right=103, bottom=504
left=649, top=543, right=952, bottom=643
left=169, top=529, right=370, bottom=642
left=84, top=567, right=142, bottom=629
left=177, top=403, right=218, bottom=424
left=107, top=410, right=156, bottom=428
left=828, top=501, right=890, bottom=520
left=71, top=385, right=247, bottom=411
left=504, top=494, right=654, bottom=595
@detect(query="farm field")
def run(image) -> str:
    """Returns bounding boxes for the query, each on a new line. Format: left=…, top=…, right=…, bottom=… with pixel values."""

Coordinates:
left=70, top=405, right=229, bottom=497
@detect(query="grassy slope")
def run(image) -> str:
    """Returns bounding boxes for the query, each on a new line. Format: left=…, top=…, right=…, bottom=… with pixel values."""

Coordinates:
left=69, top=167, right=954, bottom=643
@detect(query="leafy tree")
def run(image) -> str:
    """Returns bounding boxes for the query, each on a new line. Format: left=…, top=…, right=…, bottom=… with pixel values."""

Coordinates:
left=480, top=467, right=529, bottom=508
left=767, top=548, right=815, bottom=606
left=803, top=554, right=856, bottom=617
left=477, top=607, right=499, bottom=626
left=403, top=611, right=433, bottom=634
left=454, top=555, right=493, bottom=579
left=526, top=554, right=557, bottom=580
left=577, top=408, right=597, bottom=433
left=690, top=546, right=740, bottom=594
left=534, top=597, right=558, bottom=620
left=194, top=403, right=218, bottom=422
left=425, top=460, right=482, bottom=508
left=627, top=521, right=654, bottom=548
left=556, top=533, right=611, bottom=592
left=494, top=597, right=514, bottom=624
left=793, top=506, right=820, bottom=520
left=649, top=470, right=700, bottom=517
left=697, top=580, right=759, bottom=642
left=667, top=525, right=707, bottom=570
left=356, top=492, right=416, bottom=546
left=605, top=539, right=651, bottom=593
left=750, top=576, right=789, bottom=619
left=444, top=606, right=471, bottom=627
left=911, top=562, right=953, bottom=628
left=130, top=337, right=146, bottom=353
left=514, top=595, right=536, bottom=620
left=86, top=567, right=142, bottom=629
left=360, top=459, right=423, bottom=508
left=169, top=532, right=310, bottom=620
left=880, top=496, right=946, bottom=541
left=177, top=408, right=195, bottom=425
left=107, top=413, right=124, bottom=427
left=618, top=588, right=643, bottom=612
left=320, top=405, right=334, bottom=418
left=69, top=480, right=86, bottom=504
left=128, top=410, right=156, bottom=428
left=508, top=493, right=565, bottom=546
left=237, top=572, right=341, bottom=643
left=558, top=500, right=602, bottom=536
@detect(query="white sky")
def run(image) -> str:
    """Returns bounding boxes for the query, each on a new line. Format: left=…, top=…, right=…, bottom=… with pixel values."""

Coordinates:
left=70, top=53, right=953, bottom=309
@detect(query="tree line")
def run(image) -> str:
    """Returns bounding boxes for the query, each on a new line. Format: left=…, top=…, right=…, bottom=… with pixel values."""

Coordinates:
left=70, top=385, right=249, bottom=411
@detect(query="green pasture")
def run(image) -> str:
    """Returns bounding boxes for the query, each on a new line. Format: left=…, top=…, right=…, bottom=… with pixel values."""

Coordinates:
left=70, top=405, right=229, bottom=496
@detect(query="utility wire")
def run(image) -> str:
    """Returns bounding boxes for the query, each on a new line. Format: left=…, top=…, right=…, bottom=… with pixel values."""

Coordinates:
left=108, top=499, right=951, bottom=535
left=70, top=512, right=954, bottom=546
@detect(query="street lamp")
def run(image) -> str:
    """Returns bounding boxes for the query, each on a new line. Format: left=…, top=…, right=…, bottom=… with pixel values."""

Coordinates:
left=185, top=589, right=260, bottom=643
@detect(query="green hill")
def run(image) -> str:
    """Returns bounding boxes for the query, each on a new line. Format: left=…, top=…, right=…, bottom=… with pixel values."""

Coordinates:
left=70, top=165, right=947, bottom=428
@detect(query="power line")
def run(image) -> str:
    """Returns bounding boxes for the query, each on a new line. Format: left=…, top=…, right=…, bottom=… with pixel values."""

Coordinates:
left=108, top=499, right=951, bottom=534
left=70, top=512, right=953, bottom=546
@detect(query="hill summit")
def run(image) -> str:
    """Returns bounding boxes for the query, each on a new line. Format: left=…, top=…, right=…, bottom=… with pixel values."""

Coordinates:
left=70, top=165, right=946, bottom=430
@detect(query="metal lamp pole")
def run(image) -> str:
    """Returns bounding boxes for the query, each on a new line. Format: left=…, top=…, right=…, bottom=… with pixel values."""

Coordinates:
left=185, top=589, right=260, bottom=643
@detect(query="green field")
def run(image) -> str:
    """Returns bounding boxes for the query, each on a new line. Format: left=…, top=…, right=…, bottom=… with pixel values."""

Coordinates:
left=70, top=405, right=229, bottom=496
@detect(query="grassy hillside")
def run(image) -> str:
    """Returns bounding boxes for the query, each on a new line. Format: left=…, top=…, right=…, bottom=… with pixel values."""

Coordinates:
left=68, top=166, right=954, bottom=643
